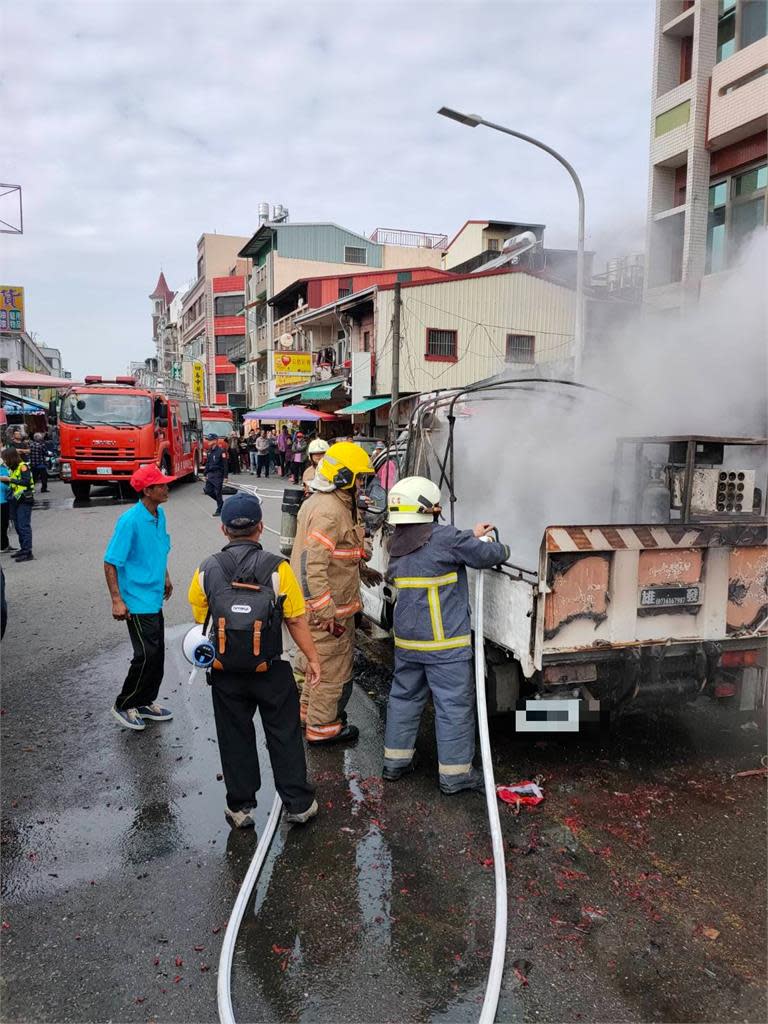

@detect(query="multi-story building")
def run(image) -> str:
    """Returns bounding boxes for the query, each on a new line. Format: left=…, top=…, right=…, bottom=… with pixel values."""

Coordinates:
left=178, top=233, right=249, bottom=405
left=292, top=267, right=575, bottom=430
left=645, top=0, right=767, bottom=309
left=237, top=215, right=446, bottom=407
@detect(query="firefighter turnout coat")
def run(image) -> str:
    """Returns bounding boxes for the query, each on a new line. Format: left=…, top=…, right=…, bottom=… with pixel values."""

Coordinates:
left=290, top=488, right=365, bottom=737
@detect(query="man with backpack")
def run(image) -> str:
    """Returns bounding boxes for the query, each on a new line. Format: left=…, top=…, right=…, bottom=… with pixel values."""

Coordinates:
left=188, top=492, right=321, bottom=830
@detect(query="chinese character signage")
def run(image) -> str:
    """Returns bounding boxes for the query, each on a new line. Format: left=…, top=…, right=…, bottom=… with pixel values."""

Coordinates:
left=192, top=361, right=206, bottom=401
left=0, top=286, right=24, bottom=332
left=273, top=351, right=311, bottom=389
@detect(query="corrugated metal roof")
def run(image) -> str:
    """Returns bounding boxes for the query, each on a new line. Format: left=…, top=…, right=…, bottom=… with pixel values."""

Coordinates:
left=300, top=381, right=345, bottom=400
left=335, top=396, right=390, bottom=414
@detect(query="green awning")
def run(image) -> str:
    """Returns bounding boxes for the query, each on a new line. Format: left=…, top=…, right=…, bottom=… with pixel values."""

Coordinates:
left=334, top=396, right=390, bottom=415
left=300, top=382, right=342, bottom=401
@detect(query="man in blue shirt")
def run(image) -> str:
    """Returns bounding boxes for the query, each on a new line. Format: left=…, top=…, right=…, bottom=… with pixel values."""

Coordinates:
left=104, top=464, right=176, bottom=731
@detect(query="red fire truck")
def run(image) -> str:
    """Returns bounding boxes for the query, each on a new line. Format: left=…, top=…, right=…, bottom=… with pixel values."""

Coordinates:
left=200, top=405, right=234, bottom=465
left=59, top=376, right=203, bottom=499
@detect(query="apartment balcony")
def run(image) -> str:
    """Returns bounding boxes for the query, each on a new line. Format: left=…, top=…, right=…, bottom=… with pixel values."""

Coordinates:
left=253, top=321, right=270, bottom=355
left=709, top=36, right=768, bottom=148
left=226, top=337, right=247, bottom=365
left=272, top=309, right=310, bottom=349
left=248, top=263, right=268, bottom=302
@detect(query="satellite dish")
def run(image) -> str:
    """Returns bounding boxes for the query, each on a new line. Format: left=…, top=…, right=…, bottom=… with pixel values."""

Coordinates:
left=278, top=332, right=294, bottom=349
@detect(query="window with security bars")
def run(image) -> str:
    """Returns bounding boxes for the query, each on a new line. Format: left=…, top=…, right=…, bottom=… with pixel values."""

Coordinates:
left=214, top=295, right=243, bottom=316
left=505, top=333, right=535, bottom=363
left=425, top=328, right=458, bottom=362
left=344, top=245, right=367, bottom=265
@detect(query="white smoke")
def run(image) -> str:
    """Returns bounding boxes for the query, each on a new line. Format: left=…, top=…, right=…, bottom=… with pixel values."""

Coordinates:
left=425, top=230, right=768, bottom=567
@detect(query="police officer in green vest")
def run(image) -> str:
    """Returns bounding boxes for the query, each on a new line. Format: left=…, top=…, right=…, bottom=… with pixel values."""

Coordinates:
left=1, top=448, right=34, bottom=562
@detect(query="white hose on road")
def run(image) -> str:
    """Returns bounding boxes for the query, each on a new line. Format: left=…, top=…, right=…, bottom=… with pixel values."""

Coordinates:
left=216, top=794, right=283, bottom=1024
left=474, top=559, right=508, bottom=1024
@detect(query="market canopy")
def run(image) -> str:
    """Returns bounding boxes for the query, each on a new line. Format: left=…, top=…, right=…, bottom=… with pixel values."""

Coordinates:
left=0, top=370, right=74, bottom=389
left=0, top=392, right=48, bottom=413
left=334, top=396, right=390, bottom=415
left=244, top=405, right=343, bottom=422
left=299, top=382, right=344, bottom=401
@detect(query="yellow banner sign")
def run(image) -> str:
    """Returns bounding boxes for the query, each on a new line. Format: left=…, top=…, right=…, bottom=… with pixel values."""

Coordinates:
left=0, top=286, right=24, bottom=332
left=273, top=351, right=312, bottom=376
left=192, top=361, right=205, bottom=401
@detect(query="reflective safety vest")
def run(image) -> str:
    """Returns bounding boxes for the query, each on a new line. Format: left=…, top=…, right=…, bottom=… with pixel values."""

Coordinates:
left=8, top=462, right=34, bottom=502
left=390, top=523, right=509, bottom=664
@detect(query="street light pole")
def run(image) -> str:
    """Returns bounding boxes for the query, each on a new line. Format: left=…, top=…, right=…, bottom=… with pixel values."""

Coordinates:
left=437, top=107, right=586, bottom=379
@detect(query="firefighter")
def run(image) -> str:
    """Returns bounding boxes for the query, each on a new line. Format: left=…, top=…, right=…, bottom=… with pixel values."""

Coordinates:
left=290, top=441, right=377, bottom=744
left=382, top=476, right=510, bottom=794
left=301, top=438, right=329, bottom=495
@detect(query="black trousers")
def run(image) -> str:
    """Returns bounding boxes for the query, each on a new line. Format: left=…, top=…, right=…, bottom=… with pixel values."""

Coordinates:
left=116, top=612, right=165, bottom=710
left=1, top=503, right=10, bottom=549
left=32, top=466, right=48, bottom=491
left=256, top=453, right=270, bottom=477
left=204, top=473, right=224, bottom=512
left=210, top=660, right=314, bottom=815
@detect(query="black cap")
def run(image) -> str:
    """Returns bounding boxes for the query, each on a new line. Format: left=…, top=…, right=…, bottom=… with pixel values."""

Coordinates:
left=221, top=493, right=263, bottom=528
left=205, top=433, right=219, bottom=441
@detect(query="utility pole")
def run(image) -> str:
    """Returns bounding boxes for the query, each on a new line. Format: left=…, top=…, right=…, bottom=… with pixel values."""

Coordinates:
left=391, top=281, right=401, bottom=428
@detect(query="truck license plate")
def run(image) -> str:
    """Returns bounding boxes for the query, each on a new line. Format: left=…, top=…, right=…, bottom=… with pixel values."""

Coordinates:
left=640, top=585, right=701, bottom=608
left=96, top=466, right=112, bottom=475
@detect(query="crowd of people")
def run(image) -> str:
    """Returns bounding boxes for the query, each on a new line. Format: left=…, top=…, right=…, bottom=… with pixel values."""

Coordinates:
left=102, top=438, right=510, bottom=833
left=0, top=425, right=58, bottom=562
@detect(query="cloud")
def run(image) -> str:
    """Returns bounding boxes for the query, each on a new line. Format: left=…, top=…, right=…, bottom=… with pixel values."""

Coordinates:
left=3, top=0, right=652, bottom=378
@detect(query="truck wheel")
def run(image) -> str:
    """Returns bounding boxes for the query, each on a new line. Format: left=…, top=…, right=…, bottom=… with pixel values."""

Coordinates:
left=159, top=454, right=172, bottom=477
left=71, top=482, right=91, bottom=501
left=191, top=453, right=200, bottom=480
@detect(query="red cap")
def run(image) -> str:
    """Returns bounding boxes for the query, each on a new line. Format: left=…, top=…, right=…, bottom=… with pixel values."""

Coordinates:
left=130, top=464, right=176, bottom=492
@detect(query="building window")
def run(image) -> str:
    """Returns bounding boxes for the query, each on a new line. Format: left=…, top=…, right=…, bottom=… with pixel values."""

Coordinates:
left=0, top=358, right=8, bottom=372
left=706, top=162, right=767, bottom=273
left=396, top=270, right=412, bottom=282
left=679, top=34, right=692, bottom=83
left=717, top=0, right=737, bottom=62
left=487, top=238, right=500, bottom=251
left=338, top=278, right=353, bottom=298
left=214, top=295, right=243, bottom=316
left=216, top=375, right=235, bottom=394
left=425, top=328, right=458, bottom=362
left=344, top=245, right=367, bottom=265
left=742, top=0, right=768, bottom=46
left=505, top=334, right=535, bottom=364
left=215, top=335, right=245, bottom=356
left=363, top=330, right=371, bottom=352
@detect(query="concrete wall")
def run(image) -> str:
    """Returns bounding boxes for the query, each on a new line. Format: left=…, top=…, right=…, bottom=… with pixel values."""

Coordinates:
left=444, top=223, right=486, bottom=270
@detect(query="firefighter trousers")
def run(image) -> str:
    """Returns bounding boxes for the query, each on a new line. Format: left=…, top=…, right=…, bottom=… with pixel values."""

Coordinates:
left=296, top=623, right=355, bottom=740
left=210, top=660, right=315, bottom=815
left=383, top=656, right=479, bottom=792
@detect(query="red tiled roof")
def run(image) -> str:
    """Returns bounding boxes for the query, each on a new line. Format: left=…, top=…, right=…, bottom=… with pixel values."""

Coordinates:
left=149, top=271, right=175, bottom=303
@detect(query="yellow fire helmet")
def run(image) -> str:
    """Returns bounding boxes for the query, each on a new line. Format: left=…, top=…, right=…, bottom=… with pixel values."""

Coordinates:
left=316, top=441, right=375, bottom=490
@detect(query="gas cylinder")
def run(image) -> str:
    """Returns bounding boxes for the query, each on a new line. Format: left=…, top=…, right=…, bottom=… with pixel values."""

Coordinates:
left=640, top=465, right=671, bottom=523
left=280, top=486, right=304, bottom=555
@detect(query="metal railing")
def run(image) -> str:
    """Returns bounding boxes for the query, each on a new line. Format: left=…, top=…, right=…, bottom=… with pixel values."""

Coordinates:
left=369, top=227, right=448, bottom=249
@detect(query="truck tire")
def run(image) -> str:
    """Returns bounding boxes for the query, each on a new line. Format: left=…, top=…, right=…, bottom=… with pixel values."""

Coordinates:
left=159, top=454, right=172, bottom=477
left=191, top=453, right=200, bottom=480
left=71, top=482, right=91, bottom=501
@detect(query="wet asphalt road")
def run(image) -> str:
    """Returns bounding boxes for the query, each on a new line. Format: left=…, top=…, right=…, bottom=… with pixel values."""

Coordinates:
left=1, top=476, right=766, bottom=1024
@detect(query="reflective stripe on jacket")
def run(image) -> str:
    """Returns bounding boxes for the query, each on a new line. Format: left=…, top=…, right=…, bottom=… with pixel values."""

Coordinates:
left=390, top=523, right=509, bottom=664
left=8, top=462, right=34, bottom=502
left=290, top=489, right=364, bottom=622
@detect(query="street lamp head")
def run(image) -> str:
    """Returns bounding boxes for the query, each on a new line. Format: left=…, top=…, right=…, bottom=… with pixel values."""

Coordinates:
left=437, top=106, right=482, bottom=128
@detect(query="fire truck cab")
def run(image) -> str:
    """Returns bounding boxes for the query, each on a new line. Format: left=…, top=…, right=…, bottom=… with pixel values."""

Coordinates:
left=59, top=376, right=203, bottom=499
left=200, top=406, right=234, bottom=465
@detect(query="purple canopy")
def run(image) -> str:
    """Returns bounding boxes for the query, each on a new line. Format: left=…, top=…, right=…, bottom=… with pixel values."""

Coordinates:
left=244, top=405, right=343, bottom=421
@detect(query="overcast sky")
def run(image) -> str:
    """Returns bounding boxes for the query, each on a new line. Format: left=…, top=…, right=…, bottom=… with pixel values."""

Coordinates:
left=3, top=0, right=653, bottom=379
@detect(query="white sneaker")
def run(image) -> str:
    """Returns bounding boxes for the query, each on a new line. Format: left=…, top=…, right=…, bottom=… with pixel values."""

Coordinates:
left=111, top=706, right=146, bottom=731
left=284, top=799, right=318, bottom=825
left=224, top=807, right=256, bottom=829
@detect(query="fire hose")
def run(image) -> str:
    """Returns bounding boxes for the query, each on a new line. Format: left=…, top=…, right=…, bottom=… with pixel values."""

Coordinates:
left=215, top=550, right=507, bottom=1024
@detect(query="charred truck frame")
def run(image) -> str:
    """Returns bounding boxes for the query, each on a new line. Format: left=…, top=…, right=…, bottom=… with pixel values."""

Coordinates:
left=361, top=381, right=767, bottom=727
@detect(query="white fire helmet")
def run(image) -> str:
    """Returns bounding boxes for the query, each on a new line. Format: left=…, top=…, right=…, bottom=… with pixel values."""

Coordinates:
left=387, top=476, right=442, bottom=525
left=307, top=438, right=330, bottom=456
left=182, top=625, right=216, bottom=668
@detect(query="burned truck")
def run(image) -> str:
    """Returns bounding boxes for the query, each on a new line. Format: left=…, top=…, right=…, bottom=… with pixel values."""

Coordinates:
left=362, top=381, right=767, bottom=726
